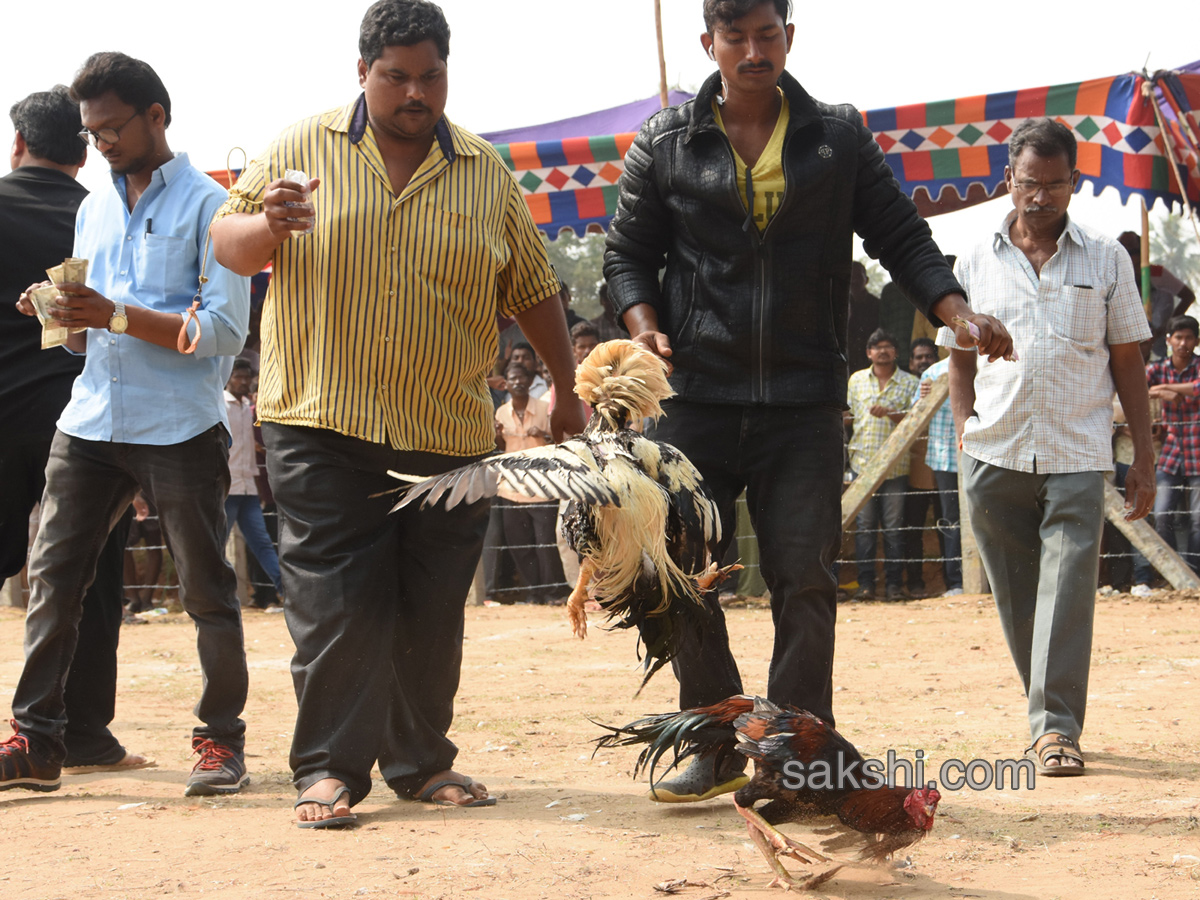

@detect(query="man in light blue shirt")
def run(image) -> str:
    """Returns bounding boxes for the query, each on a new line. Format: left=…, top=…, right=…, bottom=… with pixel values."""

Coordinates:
left=0, top=54, right=251, bottom=797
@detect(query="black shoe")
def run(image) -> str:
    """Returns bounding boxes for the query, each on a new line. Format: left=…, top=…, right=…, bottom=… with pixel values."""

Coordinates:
left=184, top=737, right=249, bottom=796
left=0, top=720, right=60, bottom=792
left=885, top=585, right=910, bottom=602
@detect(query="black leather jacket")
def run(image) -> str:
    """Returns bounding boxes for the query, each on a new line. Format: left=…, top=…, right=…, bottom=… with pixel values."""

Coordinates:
left=603, top=71, right=963, bottom=408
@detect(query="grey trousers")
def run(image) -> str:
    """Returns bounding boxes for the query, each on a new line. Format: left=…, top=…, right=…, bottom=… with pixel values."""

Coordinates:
left=962, top=455, right=1102, bottom=744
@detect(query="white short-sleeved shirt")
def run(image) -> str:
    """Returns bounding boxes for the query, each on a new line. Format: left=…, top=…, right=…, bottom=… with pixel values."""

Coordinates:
left=937, top=212, right=1150, bottom=474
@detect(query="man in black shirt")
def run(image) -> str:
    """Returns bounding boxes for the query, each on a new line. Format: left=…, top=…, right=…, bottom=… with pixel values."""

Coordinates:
left=0, top=86, right=151, bottom=775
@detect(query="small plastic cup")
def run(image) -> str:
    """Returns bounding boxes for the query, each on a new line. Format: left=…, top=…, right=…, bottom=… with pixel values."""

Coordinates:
left=282, top=169, right=314, bottom=236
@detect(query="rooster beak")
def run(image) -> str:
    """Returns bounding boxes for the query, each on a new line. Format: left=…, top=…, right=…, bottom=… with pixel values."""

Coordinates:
left=924, top=803, right=937, bottom=820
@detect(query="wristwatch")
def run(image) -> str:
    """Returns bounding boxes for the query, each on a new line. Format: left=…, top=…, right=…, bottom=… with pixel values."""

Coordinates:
left=107, top=301, right=128, bottom=334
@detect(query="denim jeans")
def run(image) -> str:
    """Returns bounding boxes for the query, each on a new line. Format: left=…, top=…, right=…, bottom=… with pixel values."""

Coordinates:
left=224, top=494, right=283, bottom=594
left=14, top=428, right=246, bottom=763
left=649, top=401, right=842, bottom=726
left=932, top=469, right=964, bottom=591
left=854, top=474, right=906, bottom=590
left=1154, top=468, right=1200, bottom=572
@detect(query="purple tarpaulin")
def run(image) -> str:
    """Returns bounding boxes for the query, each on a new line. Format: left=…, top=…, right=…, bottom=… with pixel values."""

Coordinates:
left=479, top=91, right=695, bottom=145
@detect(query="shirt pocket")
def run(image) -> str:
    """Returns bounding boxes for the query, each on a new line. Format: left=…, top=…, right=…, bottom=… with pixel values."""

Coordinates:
left=134, top=233, right=190, bottom=303
left=1049, top=286, right=1106, bottom=348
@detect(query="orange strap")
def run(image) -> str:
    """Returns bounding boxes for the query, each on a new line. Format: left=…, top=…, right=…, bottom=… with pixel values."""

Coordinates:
left=177, top=300, right=201, bottom=354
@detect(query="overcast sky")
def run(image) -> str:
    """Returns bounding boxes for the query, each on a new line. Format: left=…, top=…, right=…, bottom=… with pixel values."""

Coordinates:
left=3, top=0, right=1197, bottom=262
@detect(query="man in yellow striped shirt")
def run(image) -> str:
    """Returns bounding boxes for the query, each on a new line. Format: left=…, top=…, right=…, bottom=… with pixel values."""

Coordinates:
left=211, top=0, right=584, bottom=828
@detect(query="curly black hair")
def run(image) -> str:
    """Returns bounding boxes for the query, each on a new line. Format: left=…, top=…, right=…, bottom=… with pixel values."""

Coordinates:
left=9, top=86, right=86, bottom=166
left=70, top=52, right=171, bottom=127
left=703, top=0, right=791, bottom=32
left=360, top=0, right=450, bottom=68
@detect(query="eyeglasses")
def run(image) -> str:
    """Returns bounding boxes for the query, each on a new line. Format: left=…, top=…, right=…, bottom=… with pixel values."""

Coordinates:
left=1011, top=180, right=1075, bottom=197
left=78, top=110, right=142, bottom=148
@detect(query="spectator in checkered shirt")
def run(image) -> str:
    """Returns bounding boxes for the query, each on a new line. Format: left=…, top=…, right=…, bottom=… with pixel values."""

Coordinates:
left=1146, top=315, right=1200, bottom=572
left=846, top=328, right=918, bottom=602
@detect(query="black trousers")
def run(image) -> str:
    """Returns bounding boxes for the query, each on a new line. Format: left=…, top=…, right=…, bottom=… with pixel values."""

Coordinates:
left=2, top=433, right=133, bottom=765
left=903, top=486, right=943, bottom=591
left=13, top=428, right=246, bottom=763
left=263, top=424, right=489, bottom=805
left=649, top=401, right=843, bottom=726
left=498, top=498, right=565, bottom=601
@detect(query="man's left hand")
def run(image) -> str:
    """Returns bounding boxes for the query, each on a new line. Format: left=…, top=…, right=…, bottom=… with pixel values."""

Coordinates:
left=869, top=404, right=892, bottom=418
left=48, top=283, right=114, bottom=330
left=550, top=396, right=587, bottom=442
left=1123, top=458, right=1156, bottom=521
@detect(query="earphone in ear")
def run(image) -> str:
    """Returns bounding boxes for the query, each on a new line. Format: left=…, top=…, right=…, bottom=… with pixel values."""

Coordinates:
left=707, top=47, right=716, bottom=60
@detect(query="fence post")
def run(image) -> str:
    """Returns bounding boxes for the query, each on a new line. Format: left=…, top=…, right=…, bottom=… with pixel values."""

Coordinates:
left=958, top=467, right=989, bottom=594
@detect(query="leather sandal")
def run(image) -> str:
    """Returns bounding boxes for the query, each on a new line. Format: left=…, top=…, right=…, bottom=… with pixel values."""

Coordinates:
left=1025, top=734, right=1084, bottom=777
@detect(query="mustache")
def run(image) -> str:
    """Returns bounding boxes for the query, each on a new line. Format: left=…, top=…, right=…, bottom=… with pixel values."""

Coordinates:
left=738, top=61, right=774, bottom=74
left=1022, top=204, right=1059, bottom=214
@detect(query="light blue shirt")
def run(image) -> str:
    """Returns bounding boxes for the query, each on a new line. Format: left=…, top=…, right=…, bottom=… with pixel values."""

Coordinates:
left=921, top=357, right=957, bottom=473
left=58, top=153, right=249, bottom=445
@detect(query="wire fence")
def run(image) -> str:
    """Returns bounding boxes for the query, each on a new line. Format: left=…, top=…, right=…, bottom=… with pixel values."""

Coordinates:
left=6, top=466, right=1200, bottom=608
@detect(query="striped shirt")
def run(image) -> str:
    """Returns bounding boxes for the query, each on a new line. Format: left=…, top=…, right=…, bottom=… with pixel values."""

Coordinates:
left=847, top=366, right=918, bottom=477
left=921, top=358, right=957, bottom=473
left=214, top=95, right=559, bottom=456
left=938, top=212, right=1150, bottom=474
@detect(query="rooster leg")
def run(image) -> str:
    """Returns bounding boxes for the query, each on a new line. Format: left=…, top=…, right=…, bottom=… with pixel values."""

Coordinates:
left=695, top=562, right=744, bottom=592
left=735, top=800, right=831, bottom=866
left=566, top=558, right=597, bottom=639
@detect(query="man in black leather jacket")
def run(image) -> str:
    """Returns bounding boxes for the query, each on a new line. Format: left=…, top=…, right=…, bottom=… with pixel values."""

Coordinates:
left=603, top=0, right=1012, bottom=803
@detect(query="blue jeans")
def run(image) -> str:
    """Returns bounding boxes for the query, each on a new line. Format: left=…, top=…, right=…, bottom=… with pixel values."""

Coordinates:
left=854, top=474, right=906, bottom=590
left=1111, top=463, right=1154, bottom=585
left=1154, top=468, right=1200, bottom=572
left=933, top=469, right=964, bottom=591
left=224, top=494, right=283, bottom=594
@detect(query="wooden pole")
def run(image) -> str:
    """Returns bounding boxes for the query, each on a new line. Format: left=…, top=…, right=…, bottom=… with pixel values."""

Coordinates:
left=958, top=466, right=988, bottom=594
left=1141, top=197, right=1153, bottom=315
left=1103, top=482, right=1200, bottom=590
left=842, top=374, right=947, bottom=528
left=654, top=0, right=670, bottom=108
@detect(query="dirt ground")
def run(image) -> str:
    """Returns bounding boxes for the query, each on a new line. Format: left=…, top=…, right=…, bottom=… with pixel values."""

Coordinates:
left=3, top=589, right=1200, bottom=900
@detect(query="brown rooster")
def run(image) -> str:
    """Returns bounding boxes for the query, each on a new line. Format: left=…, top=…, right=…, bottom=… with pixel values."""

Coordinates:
left=390, top=340, right=739, bottom=690
left=596, top=695, right=941, bottom=889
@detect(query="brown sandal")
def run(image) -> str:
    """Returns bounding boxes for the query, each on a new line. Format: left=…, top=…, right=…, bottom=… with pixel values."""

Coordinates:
left=1026, top=734, right=1084, bottom=777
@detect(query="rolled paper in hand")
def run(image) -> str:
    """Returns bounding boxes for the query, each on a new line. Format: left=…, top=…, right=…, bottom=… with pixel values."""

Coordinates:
left=952, top=316, right=1019, bottom=362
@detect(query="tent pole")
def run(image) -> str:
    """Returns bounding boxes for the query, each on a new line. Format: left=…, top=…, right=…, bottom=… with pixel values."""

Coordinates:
left=1147, top=77, right=1200, bottom=247
left=1141, top=197, right=1152, bottom=315
left=654, top=0, right=670, bottom=108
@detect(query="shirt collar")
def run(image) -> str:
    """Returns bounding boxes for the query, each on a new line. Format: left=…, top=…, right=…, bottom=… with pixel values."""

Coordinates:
left=109, top=151, right=188, bottom=189
left=224, top=389, right=248, bottom=405
left=329, top=94, right=476, bottom=162
left=996, top=209, right=1082, bottom=251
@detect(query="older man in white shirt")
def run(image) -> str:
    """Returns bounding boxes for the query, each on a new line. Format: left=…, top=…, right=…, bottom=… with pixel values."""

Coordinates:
left=944, top=118, right=1154, bottom=778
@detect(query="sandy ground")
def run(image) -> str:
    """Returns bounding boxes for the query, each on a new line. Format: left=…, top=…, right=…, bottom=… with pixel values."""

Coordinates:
left=2, top=588, right=1200, bottom=900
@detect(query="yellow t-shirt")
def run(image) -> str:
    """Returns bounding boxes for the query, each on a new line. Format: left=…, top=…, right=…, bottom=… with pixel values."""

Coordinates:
left=714, top=92, right=789, bottom=231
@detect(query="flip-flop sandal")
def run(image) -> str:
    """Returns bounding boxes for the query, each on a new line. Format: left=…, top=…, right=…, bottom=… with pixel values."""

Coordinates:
left=414, top=778, right=497, bottom=807
left=295, top=785, right=358, bottom=829
left=1026, top=735, right=1085, bottom=777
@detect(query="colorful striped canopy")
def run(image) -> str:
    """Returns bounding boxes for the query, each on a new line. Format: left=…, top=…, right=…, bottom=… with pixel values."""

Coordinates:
left=489, top=65, right=1200, bottom=236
